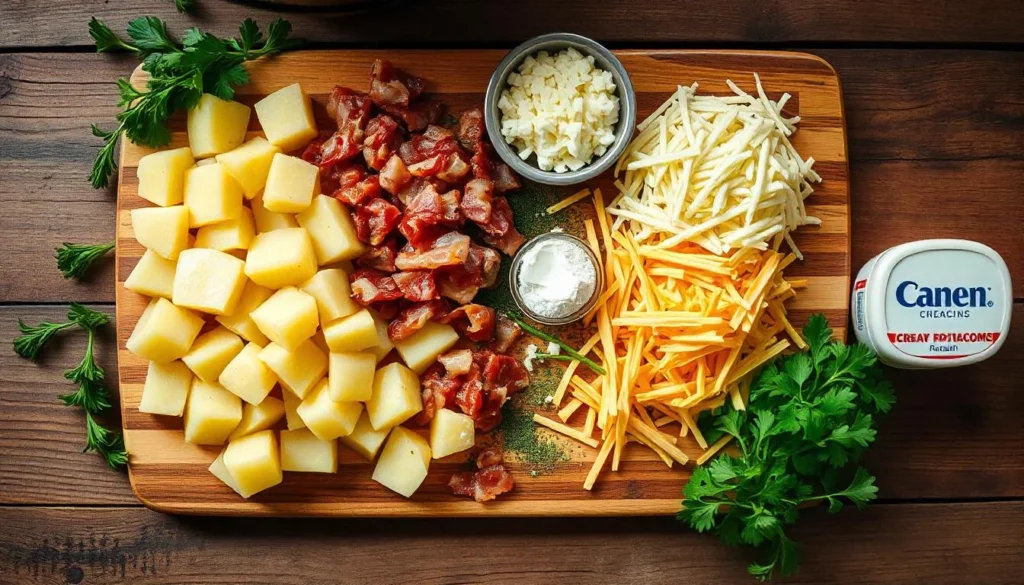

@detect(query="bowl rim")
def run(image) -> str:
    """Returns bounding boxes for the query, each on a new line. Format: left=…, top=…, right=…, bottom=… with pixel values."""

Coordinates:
left=484, top=32, right=637, bottom=186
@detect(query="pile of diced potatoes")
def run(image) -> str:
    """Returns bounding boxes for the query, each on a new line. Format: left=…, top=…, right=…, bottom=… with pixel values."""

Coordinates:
left=126, top=84, right=478, bottom=500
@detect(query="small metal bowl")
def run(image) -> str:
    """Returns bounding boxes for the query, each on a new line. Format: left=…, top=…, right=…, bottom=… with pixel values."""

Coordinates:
left=484, top=32, right=637, bottom=186
left=509, top=232, right=605, bottom=326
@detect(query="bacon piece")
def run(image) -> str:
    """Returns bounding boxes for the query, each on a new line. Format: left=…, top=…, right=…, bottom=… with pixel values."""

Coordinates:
left=474, top=385, right=507, bottom=432
left=479, top=246, right=502, bottom=288
left=407, top=155, right=446, bottom=178
left=482, top=352, right=531, bottom=393
left=327, top=87, right=373, bottom=129
left=414, top=363, right=461, bottom=425
left=439, top=304, right=495, bottom=342
left=382, top=101, right=443, bottom=133
left=476, top=196, right=525, bottom=255
left=378, top=155, right=413, bottom=196
left=354, top=197, right=402, bottom=246
left=387, top=300, right=448, bottom=341
left=461, top=178, right=494, bottom=224
left=457, top=107, right=486, bottom=152
left=476, top=447, right=503, bottom=469
left=404, top=183, right=462, bottom=225
left=357, top=237, right=399, bottom=273
left=320, top=125, right=363, bottom=169
left=392, top=270, right=438, bottom=302
left=489, top=314, right=522, bottom=353
left=448, top=456, right=515, bottom=502
left=482, top=228, right=526, bottom=257
left=437, top=279, right=479, bottom=305
left=336, top=175, right=382, bottom=207
left=369, top=60, right=425, bottom=108
left=438, top=349, right=474, bottom=377
left=471, top=143, right=521, bottom=192
left=436, top=153, right=470, bottom=183
left=350, top=268, right=403, bottom=305
left=397, top=216, right=450, bottom=250
left=455, top=377, right=484, bottom=418
left=362, top=114, right=404, bottom=170
left=435, top=243, right=498, bottom=304
left=395, top=232, right=471, bottom=271
left=300, top=134, right=326, bottom=165
left=373, top=300, right=400, bottom=320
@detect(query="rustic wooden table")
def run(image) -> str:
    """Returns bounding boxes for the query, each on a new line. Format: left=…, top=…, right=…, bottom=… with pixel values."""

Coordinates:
left=0, top=1, right=1021, bottom=583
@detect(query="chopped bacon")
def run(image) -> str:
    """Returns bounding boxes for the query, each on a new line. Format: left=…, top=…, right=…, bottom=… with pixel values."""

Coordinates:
left=392, top=270, right=438, bottom=302
left=471, top=143, right=521, bottom=192
left=320, top=125, right=363, bottom=169
left=395, top=232, right=471, bottom=271
left=489, top=314, right=522, bottom=353
left=436, top=153, right=470, bottom=183
left=336, top=175, right=382, bottom=207
left=382, top=100, right=443, bottom=133
left=299, top=134, right=326, bottom=165
left=354, top=197, right=402, bottom=246
left=327, top=87, right=373, bottom=129
left=437, top=276, right=480, bottom=305
left=362, top=114, right=404, bottom=170
left=405, top=183, right=452, bottom=223
left=435, top=243, right=499, bottom=304
left=438, top=349, right=474, bottom=377
left=357, top=237, right=399, bottom=273
left=407, top=155, right=446, bottom=178
left=400, top=127, right=461, bottom=167
left=387, top=299, right=448, bottom=341
left=397, top=216, right=450, bottom=250
left=479, top=246, right=502, bottom=288
left=475, top=385, right=507, bottom=432
left=449, top=448, right=515, bottom=502
left=461, top=178, right=494, bottom=224
left=369, top=60, right=425, bottom=108
left=378, top=155, right=413, bottom=196
left=350, top=268, right=402, bottom=305
left=476, top=447, right=503, bottom=469
left=457, top=107, right=486, bottom=152
left=482, top=228, right=526, bottom=257
left=439, top=304, right=495, bottom=342
left=455, top=377, right=484, bottom=418
left=481, top=352, right=531, bottom=393
left=414, top=363, right=461, bottom=425
left=373, top=300, right=400, bottom=320
left=475, top=196, right=525, bottom=255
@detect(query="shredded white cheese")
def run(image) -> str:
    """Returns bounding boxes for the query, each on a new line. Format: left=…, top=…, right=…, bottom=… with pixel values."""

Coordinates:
left=523, top=343, right=539, bottom=372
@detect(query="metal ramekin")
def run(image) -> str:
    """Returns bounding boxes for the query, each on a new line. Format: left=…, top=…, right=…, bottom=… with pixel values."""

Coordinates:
left=484, top=33, right=637, bottom=186
left=509, top=232, right=605, bottom=326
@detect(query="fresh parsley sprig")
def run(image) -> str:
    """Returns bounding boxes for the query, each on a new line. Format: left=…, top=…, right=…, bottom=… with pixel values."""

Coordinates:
left=55, top=241, right=115, bottom=280
left=174, top=0, right=196, bottom=14
left=87, top=16, right=300, bottom=188
left=678, top=314, right=895, bottom=581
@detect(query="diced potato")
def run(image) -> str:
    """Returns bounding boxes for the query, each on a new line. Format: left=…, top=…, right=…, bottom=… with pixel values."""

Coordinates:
left=124, top=249, right=177, bottom=299
left=171, top=248, right=247, bottom=316
left=296, top=380, right=363, bottom=441
left=187, top=93, right=251, bottom=158
left=366, top=362, right=423, bottom=431
left=209, top=450, right=244, bottom=496
left=245, top=228, right=318, bottom=289
left=280, top=428, right=337, bottom=473
left=311, top=328, right=330, bottom=355
left=251, top=191, right=299, bottom=233
left=130, top=205, right=190, bottom=260
left=194, top=208, right=255, bottom=252
left=282, top=388, right=305, bottom=430
left=126, top=297, right=205, bottom=363
left=339, top=411, right=391, bottom=461
left=254, top=83, right=317, bottom=152
left=137, top=146, right=195, bottom=206
left=218, top=342, right=277, bottom=405
left=366, top=309, right=395, bottom=363
left=429, top=409, right=475, bottom=459
left=184, top=379, right=243, bottom=445
left=138, top=360, right=192, bottom=416
left=262, top=154, right=320, bottom=214
left=223, top=429, right=282, bottom=498
left=372, top=426, right=431, bottom=498
left=328, top=351, right=376, bottom=402
left=258, top=339, right=327, bottom=399
left=249, top=286, right=319, bottom=351
left=182, top=326, right=244, bottom=384
left=183, top=163, right=244, bottom=228
left=229, top=395, right=285, bottom=440
left=296, top=195, right=366, bottom=265
left=323, top=309, right=378, bottom=353
left=215, top=280, right=273, bottom=345
left=393, top=321, right=459, bottom=374
left=215, top=137, right=280, bottom=199
left=299, top=268, right=359, bottom=324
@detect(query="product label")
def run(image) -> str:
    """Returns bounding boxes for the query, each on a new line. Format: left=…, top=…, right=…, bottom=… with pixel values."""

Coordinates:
left=884, top=250, right=1004, bottom=360
left=854, top=279, right=867, bottom=333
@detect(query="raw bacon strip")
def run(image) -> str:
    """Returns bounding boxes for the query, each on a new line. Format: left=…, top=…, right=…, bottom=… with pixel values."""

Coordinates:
left=369, top=60, right=425, bottom=108
left=350, top=268, right=403, bottom=305
left=439, top=304, right=495, bottom=342
left=379, top=155, right=413, bottom=196
left=357, top=237, right=399, bottom=273
left=395, top=232, right=471, bottom=271
left=489, top=314, right=522, bottom=353
left=387, top=300, right=448, bottom=341
left=438, top=349, right=474, bottom=377
left=461, top=179, right=494, bottom=224
left=392, top=270, right=438, bottom=302
left=354, top=197, right=402, bottom=246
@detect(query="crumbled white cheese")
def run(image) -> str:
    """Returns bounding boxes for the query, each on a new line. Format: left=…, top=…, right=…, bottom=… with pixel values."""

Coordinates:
left=544, top=395, right=554, bottom=404
left=498, top=47, right=620, bottom=173
left=523, top=343, right=539, bottom=372
left=546, top=342, right=561, bottom=355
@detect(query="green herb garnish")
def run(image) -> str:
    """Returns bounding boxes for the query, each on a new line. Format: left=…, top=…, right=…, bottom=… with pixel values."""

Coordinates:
left=678, top=314, right=895, bottom=581
left=174, top=0, right=196, bottom=14
left=507, top=313, right=606, bottom=375
left=87, top=16, right=301, bottom=188
left=55, top=240, right=115, bottom=280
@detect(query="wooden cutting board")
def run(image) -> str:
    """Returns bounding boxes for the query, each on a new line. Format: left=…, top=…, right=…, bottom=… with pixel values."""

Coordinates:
left=116, top=49, right=849, bottom=516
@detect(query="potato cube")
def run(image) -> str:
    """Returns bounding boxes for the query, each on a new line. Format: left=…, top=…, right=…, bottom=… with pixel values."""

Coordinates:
left=209, top=450, right=244, bottom=496
left=329, top=352, right=376, bottom=402
left=366, top=309, right=395, bottom=363
left=217, top=340, right=277, bottom=405
left=194, top=208, right=255, bottom=252
left=430, top=409, right=475, bottom=459
left=366, top=362, right=423, bottom=431
left=280, top=428, right=337, bottom=473
left=296, top=195, right=366, bottom=265
left=339, top=411, right=391, bottom=461
left=214, top=280, right=272, bottom=345
left=258, top=340, right=327, bottom=399
left=300, top=268, right=359, bottom=324
left=182, top=326, right=244, bottom=384
left=223, top=430, right=282, bottom=498
left=124, top=249, right=177, bottom=299
left=244, top=228, right=318, bottom=289
left=323, top=310, right=378, bottom=353
left=137, top=146, right=195, bottom=206
left=262, top=154, right=320, bottom=214
left=187, top=93, right=251, bottom=158
left=282, top=388, right=305, bottom=430
left=183, top=162, right=243, bottom=228
left=254, top=83, right=317, bottom=152
left=393, top=321, right=459, bottom=374
left=372, top=426, right=431, bottom=498
left=296, top=380, right=363, bottom=441
left=215, top=137, right=280, bottom=199
left=130, top=205, right=190, bottom=260
left=171, top=248, right=247, bottom=316
left=249, top=286, right=319, bottom=351
left=184, top=379, right=243, bottom=445
left=251, top=190, right=299, bottom=233
left=126, top=297, right=205, bottom=363
left=138, top=360, right=193, bottom=416
left=229, top=395, right=285, bottom=441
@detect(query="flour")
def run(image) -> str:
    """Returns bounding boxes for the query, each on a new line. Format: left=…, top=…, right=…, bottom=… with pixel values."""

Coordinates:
left=516, top=237, right=598, bottom=319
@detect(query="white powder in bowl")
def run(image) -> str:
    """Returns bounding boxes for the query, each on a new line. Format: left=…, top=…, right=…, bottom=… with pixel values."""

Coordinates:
left=516, top=237, right=598, bottom=319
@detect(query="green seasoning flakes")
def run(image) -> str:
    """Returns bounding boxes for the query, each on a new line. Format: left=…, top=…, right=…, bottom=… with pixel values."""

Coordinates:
left=496, top=401, right=567, bottom=474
